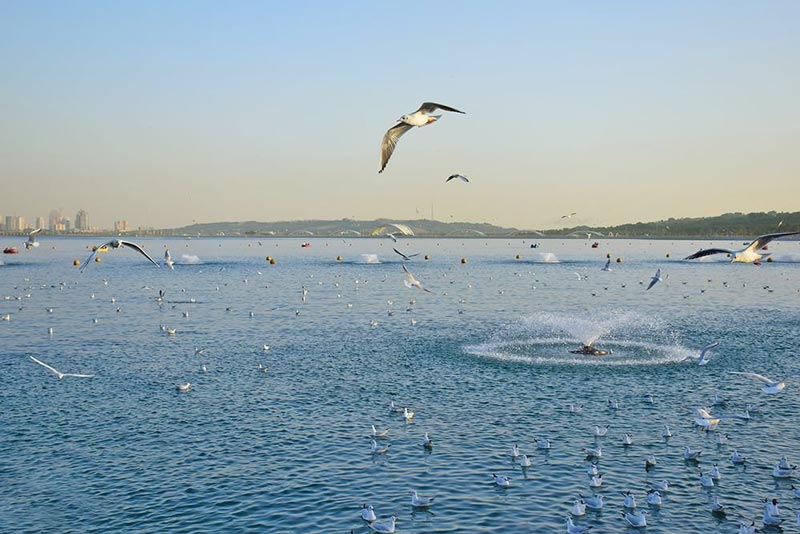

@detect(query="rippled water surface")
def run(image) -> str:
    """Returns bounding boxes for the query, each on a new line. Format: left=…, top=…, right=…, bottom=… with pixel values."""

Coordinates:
left=2, top=237, right=799, bottom=533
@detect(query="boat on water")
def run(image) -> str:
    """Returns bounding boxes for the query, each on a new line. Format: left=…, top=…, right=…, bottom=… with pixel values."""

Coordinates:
left=570, top=344, right=610, bottom=356
left=3, top=247, right=19, bottom=254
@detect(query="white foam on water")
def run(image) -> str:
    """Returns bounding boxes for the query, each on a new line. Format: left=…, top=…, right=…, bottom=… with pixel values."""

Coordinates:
left=356, top=254, right=380, bottom=264
left=532, top=252, right=559, bottom=263
left=180, top=254, right=202, bottom=264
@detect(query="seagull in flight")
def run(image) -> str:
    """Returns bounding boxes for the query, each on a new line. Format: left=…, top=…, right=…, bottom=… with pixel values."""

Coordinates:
left=24, top=228, right=42, bottom=249
left=29, top=356, right=94, bottom=379
left=164, top=249, right=174, bottom=270
left=403, top=265, right=434, bottom=294
left=646, top=268, right=666, bottom=290
left=682, top=342, right=719, bottom=366
left=81, top=239, right=160, bottom=271
left=446, top=174, right=469, bottom=183
left=379, top=102, right=465, bottom=173
left=729, top=372, right=788, bottom=394
left=601, top=258, right=612, bottom=272
left=393, top=248, right=420, bottom=261
left=561, top=212, right=577, bottom=219
left=684, top=231, right=800, bottom=264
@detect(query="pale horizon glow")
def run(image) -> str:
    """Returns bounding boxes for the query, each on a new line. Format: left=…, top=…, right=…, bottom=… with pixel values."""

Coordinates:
left=1, top=1, right=799, bottom=231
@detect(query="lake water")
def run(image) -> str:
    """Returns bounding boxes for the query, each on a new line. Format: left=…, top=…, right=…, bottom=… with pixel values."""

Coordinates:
left=1, top=237, right=799, bottom=533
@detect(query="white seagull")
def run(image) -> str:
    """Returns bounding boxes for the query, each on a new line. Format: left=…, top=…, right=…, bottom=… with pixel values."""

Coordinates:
left=493, top=474, right=511, bottom=487
left=446, top=174, right=469, bottom=183
left=361, top=504, right=377, bottom=522
left=393, top=248, right=420, bottom=261
left=371, top=425, right=389, bottom=438
left=738, top=521, right=756, bottom=534
left=601, top=258, right=612, bottom=272
left=368, top=516, right=397, bottom=534
left=81, top=239, right=160, bottom=271
left=25, top=228, right=42, bottom=249
left=164, top=249, right=174, bottom=270
left=403, top=265, right=435, bottom=294
left=378, top=102, right=465, bottom=173
left=29, top=356, right=94, bottom=379
left=646, top=268, right=666, bottom=290
left=566, top=516, right=592, bottom=534
left=728, top=371, right=788, bottom=394
left=410, top=490, right=434, bottom=508
left=572, top=499, right=586, bottom=516
left=684, top=231, right=800, bottom=263
left=682, top=342, right=719, bottom=366
left=621, top=510, right=647, bottom=528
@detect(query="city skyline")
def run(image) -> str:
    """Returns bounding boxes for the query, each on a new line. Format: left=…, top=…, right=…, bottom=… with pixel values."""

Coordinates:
left=2, top=2, right=799, bottom=230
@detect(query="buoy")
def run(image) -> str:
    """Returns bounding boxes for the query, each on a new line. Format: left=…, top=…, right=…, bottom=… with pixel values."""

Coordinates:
left=460, top=258, right=467, bottom=264
left=73, top=259, right=80, bottom=266
left=666, top=253, right=670, bottom=258
left=606, top=253, right=611, bottom=259
left=616, top=257, right=622, bottom=263
left=265, top=256, right=272, bottom=262
left=424, top=255, right=430, bottom=260
left=515, top=254, right=520, bottom=259
left=336, top=256, right=342, bottom=261
left=269, top=258, right=276, bottom=265
left=767, top=257, right=774, bottom=262
left=95, top=257, right=101, bottom=263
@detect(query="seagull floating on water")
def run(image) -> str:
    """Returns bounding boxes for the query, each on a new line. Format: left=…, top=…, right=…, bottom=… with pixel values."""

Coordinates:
left=621, top=510, right=647, bottom=527
left=410, top=490, right=434, bottom=508
left=361, top=504, right=377, bottom=522
left=493, top=474, right=511, bottom=487
left=29, top=355, right=94, bottom=379
left=378, top=102, right=465, bottom=173
left=371, top=425, right=389, bottom=438
left=566, top=516, right=592, bottom=534
left=81, top=239, right=160, bottom=271
left=368, top=515, right=397, bottom=533
left=684, top=231, right=800, bottom=263
left=175, top=382, right=191, bottom=392
left=572, top=499, right=586, bottom=516
left=646, top=489, right=662, bottom=506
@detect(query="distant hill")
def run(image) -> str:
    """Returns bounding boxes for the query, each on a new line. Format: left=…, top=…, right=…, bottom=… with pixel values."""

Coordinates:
left=140, top=211, right=800, bottom=239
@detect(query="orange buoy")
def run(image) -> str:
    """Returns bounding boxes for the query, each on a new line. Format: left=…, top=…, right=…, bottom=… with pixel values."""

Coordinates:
left=460, top=258, right=467, bottom=264
left=269, top=258, right=276, bottom=265
left=73, top=259, right=80, bottom=266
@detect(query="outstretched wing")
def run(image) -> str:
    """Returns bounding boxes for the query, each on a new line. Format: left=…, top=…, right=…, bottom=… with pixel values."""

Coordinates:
left=393, top=248, right=410, bottom=261
left=699, top=342, right=719, bottom=358
left=62, top=372, right=95, bottom=378
left=417, top=102, right=465, bottom=114
left=119, top=240, right=160, bottom=268
left=30, top=355, right=59, bottom=376
left=746, top=231, right=800, bottom=254
left=379, top=122, right=414, bottom=173
left=80, top=241, right=114, bottom=271
left=729, top=371, right=774, bottom=384
left=683, top=248, right=736, bottom=260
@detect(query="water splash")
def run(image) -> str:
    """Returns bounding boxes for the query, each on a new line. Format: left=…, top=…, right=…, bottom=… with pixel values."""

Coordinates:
left=180, top=254, right=202, bottom=264
left=357, top=254, right=380, bottom=264
left=522, top=310, right=665, bottom=345
left=532, top=252, right=559, bottom=263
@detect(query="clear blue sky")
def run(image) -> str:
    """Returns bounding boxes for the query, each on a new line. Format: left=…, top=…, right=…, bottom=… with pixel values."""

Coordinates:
left=1, top=1, right=798, bottom=230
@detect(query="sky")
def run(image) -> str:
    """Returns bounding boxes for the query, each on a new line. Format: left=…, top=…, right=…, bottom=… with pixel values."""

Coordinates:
left=1, top=1, right=799, bottom=231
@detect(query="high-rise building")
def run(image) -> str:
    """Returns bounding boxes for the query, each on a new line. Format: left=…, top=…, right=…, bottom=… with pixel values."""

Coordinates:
left=75, top=209, right=89, bottom=231
left=4, top=215, right=25, bottom=231
left=35, top=217, right=46, bottom=230
left=114, top=220, right=129, bottom=232
left=49, top=209, right=62, bottom=231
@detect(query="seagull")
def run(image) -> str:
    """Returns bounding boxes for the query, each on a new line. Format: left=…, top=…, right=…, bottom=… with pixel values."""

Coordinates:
left=361, top=504, right=377, bottom=522
left=572, top=499, right=586, bottom=516
left=645, top=455, right=657, bottom=469
left=421, top=432, right=433, bottom=449
left=699, top=471, right=715, bottom=487
left=410, top=490, right=434, bottom=508
left=594, top=425, right=609, bottom=437
left=403, top=265, right=434, bottom=294
left=403, top=407, right=414, bottom=421
left=646, top=490, right=662, bottom=506
left=682, top=342, right=719, bottom=366
left=371, top=425, right=389, bottom=438
left=81, top=239, right=160, bottom=271
left=520, top=454, right=532, bottom=467
left=763, top=498, right=781, bottom=526
left=622, top=433, right=633, bottom=446
left=566, top=516, right=592, bottom=534
left=535, top=438, right=552, bottom=449
left=393, top=248, right=419, bottom=261
left=29, top=356, right=94, bottom=379
left=583, top=446, right=602, bottom=458
left=386, top=233, right=398, bottom=243
left=738, top=521, right=755, bottom=534
left=370, top=440, right=390, bottom=454
left=662, top=424, right=672, bottom=438
left=589, top=475, right=603, bottom=487
left=683, top=445, right=702, bottom=460
left=648, top=480, right=669, bottom=491
left=586, top=463, right=599, bottom=476
left=176, top=382, right=191, bottom=392
left=621, top=510, right=647, bottom=528
left=731, top=450, right=747, bottom=464
left=164, top=249, right=174, bottom=270
left=684, top=231, right=800, bottom=263
left=510, top=444, right=520, bottom=458
left=601, top=258, right=612, bottom=272
left=622, top=491, right=636, bottom=508
left=772, top=463, right=797, bottom=478
left=446, top=174, right=469, bottom=183
left=581, top=494, right=603, bottom=509
left=378, top=102, right=465, bottom=173
left=711, top=496, right=726, bottom=514
left=24, top=228, right=42, bottom=249
left=561, top=212, right=577, bottom=219
left=646, top=268, right=666, bottom=290
left=709, top=464, right=722, bottom=480
left=728, top=372, right=788, bottom=394
left=368, top=516, right=397, bottom=534
left=492, top=474, right=511, bottom=487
